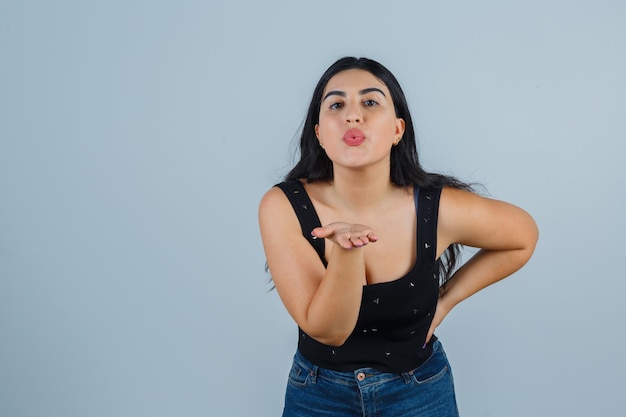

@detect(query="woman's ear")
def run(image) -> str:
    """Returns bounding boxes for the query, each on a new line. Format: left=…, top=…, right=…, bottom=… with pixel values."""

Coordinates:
left=395, top=118, right=405, bottom=138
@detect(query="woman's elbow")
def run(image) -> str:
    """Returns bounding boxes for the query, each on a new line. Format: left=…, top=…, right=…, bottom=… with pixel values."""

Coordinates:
left=525, top=215, right=540, bottom=253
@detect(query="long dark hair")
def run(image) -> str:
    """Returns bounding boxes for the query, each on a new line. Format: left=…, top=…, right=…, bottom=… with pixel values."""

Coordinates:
left=286, top=57, right=473, bottom=285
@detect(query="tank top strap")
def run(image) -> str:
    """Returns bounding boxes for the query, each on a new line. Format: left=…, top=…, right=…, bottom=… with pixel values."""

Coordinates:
left=275, top=179, right=327, bottom=266
left=415, top=186, right=442, bottom=263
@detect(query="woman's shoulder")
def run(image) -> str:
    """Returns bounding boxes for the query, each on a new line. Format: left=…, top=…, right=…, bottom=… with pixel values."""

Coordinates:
left=439, top=185, right=476, bottom=204
left=259, top=183, right=291, bottom=213
left=259, top=178, right=316, bottom=219
left=258, top=184, right=303, bottom=241
left=438, top=185, right=538, bottom=248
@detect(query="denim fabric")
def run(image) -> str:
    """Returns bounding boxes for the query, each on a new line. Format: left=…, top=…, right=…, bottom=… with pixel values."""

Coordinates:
left=282, top=340, right=459, bottom=417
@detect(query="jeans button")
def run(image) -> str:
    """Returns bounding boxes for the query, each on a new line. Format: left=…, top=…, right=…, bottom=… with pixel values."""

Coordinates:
left=356, top=372, right=366, bottom=381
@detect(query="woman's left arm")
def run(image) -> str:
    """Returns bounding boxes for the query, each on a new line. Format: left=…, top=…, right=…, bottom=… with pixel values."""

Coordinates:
left=427, top=186, right=539, bottom=342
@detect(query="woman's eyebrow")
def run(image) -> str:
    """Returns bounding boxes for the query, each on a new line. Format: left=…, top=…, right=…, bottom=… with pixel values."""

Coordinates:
left=322, top=87, right=387, bottom=102
left=359, top=87, right=386, bottom=97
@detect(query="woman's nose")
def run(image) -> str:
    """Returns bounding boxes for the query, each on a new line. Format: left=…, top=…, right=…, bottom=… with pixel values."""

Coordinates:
left=344, top=103, right=362, bottom=123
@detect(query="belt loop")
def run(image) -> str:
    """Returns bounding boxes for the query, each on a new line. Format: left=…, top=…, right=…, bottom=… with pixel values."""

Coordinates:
left=401, top=370, right=413, bottom=384
left=309, top=364, right=319, bottom=384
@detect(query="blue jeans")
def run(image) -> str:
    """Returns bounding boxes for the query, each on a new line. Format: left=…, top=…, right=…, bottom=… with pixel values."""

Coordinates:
left=282, top=340, right=459, bottom=417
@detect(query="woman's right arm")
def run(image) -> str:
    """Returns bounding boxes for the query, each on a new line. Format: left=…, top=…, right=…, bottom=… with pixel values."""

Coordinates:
left=258, top=187, right=376, bottom=346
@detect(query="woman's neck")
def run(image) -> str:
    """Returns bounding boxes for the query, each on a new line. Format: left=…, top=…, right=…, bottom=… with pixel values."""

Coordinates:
left=328, top=164, right=399, bottom=211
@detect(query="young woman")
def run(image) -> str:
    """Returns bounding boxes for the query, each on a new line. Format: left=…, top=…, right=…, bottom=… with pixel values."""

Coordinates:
left=259, top=57, right=538, bottom=417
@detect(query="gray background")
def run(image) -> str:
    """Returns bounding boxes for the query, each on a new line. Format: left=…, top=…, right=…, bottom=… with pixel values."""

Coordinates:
left=1, top=1, right=625, bottom=416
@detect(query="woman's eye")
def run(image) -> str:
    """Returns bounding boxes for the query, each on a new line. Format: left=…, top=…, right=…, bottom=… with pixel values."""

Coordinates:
left=329, top=102, right=343, bottom=110
left=363, top=99, right=378, bottom=107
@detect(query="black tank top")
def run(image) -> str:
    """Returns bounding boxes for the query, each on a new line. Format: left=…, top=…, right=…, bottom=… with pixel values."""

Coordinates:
left=276, top=179, right=441, bottom=373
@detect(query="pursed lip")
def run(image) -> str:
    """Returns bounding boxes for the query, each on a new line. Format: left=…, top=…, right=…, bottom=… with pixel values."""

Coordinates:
left=343, top=128, right=365, bottom=140
left=343, top=128, right=366, bottom=146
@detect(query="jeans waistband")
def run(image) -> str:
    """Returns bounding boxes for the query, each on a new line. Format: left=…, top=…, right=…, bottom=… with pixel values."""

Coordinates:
left=293, top=340, right=442, bottom=386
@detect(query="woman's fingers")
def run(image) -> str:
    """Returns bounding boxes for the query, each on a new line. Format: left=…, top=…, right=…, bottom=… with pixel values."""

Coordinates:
left=311, top=223, right=378, bottom=249
left=348, top=233, right=376, bottom=247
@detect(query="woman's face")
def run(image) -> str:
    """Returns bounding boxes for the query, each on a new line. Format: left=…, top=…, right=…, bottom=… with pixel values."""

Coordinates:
left=315, top=69, right=405, bottom=171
